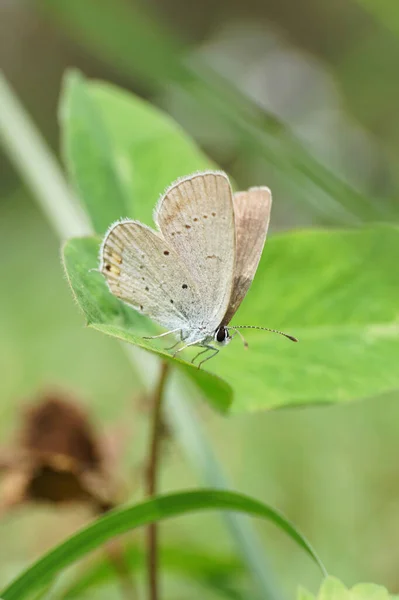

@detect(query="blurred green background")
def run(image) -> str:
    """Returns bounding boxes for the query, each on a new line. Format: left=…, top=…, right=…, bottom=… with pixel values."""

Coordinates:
left=1, top=0, right=399, bottom=598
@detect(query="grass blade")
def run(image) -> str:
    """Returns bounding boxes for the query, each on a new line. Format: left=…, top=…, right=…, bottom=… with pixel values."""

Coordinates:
left=0, top=489, right=327, bottom=600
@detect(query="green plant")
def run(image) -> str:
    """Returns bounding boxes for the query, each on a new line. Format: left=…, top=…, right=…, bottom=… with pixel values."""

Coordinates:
left=1, top=64, right=398, bottom=599
left=298, top=576, right=399, bottom=600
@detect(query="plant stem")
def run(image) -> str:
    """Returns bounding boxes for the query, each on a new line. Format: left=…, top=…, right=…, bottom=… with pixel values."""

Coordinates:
left=146, top=360, right=170, bottom=600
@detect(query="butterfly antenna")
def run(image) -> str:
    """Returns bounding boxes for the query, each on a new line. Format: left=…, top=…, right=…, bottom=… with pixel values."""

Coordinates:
left=228, top=327, right=249, bottom=349
left=232, top=325, right=298, bottom=343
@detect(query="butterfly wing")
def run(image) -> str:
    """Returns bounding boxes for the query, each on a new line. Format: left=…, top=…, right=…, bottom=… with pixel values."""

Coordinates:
left=100, top=220, right=202, bottom=332
left=154, top=172, right=236, bottom=331
left=221, top=186, right=272, bottom=325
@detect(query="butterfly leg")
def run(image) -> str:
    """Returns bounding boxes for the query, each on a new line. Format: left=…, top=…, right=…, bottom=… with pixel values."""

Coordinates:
left=165, top=330, right=185, bottom=351
left=196, top=345, right=219, bottom=369
left=143, top=328, right=181, bottom=340
left=165, top=339, right=181, bottom=351
left=172, top=340, right=199, bottom=359
left=191, top=347, right=210, bottom=364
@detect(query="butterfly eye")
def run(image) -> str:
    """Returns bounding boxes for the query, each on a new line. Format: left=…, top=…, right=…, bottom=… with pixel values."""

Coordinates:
left=215, top=326, right=227, bottom=343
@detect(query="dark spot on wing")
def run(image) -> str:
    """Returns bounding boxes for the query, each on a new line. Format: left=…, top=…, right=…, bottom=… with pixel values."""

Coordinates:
left=193, top=217, right=198, bottom=222
left=105, top=264, right=111, bottom=272
left=170, top=299, right=174, bottom=304
left=211, top=212, right=216, bottom=216
left=163, top=250, right=169, bottom=255
left=203, top=215, right=208, bottom=219
left=145, top=286, right=149, bottom=291
left=185, top=224, right=191, bottom=229
left=182, top=284, right=188, bottom=289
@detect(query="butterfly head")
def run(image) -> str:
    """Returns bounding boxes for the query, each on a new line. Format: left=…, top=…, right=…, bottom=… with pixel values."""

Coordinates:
left=214, top=326, right=232, bottom=346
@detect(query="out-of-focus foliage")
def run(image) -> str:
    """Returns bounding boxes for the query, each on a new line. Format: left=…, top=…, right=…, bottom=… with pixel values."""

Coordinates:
left=60, top=545, right=244, bottom=599
left=40, top=0, right=395, bottom=226
left=298, top=576, right=398, bottom=600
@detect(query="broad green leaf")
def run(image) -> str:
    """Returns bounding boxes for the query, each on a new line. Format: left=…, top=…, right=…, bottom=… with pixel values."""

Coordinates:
left=63, top=222, right=399, bottom=412
left=0, top=489, right=326, bottom=600
left=61, top=71, right=213, bottom=232
left=60, top=71, right=131, bottom=233
left=90, top=82, right=215, bottom=228
left=299, top=576, right=394, bottom=600
left=60, top=72, right=399, bottom=412
left=225, top=225, right=399, bottom=412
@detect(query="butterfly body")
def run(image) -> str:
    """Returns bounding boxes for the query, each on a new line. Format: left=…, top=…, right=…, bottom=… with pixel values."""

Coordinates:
left=100, top=171, right=293, bottom=367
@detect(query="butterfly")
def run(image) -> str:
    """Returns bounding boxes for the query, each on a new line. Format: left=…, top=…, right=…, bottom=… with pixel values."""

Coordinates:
left=100, top=171, right=297, bottom=368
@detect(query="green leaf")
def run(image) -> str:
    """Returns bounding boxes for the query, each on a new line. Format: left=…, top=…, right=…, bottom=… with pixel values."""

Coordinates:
left=60, top=71, right=131, bottom=233
left=223, top=225, right=399, bottom=412
left=63, top=223, right=399, bottom=413
left=351, top=586, right=390, bottom=600
left=299, top=576, right=394, bottom=600
left=60, top=73, right=399, bottom=412
left=0, top=489, right=326, bottom=600
left=61, top=71, right=213, bottom=232
left=297, top=587, right=316, bottom=600
left=319, top=577, right=351, bottom=600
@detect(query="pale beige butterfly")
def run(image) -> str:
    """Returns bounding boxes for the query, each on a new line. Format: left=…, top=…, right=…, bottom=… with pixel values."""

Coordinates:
left=100, top=171, right=297, bottom=368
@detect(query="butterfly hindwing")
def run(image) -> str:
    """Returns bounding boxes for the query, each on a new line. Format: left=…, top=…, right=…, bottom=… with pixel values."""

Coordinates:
left=221, top=187, right=272, bottom=325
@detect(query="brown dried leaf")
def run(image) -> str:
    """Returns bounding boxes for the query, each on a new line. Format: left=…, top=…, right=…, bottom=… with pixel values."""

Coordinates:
left=0, top=392, right=121, bottom=514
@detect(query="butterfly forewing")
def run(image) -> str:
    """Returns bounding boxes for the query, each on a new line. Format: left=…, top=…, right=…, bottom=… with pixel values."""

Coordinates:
left=222, top=187, right=272, bottom=325
left=100, top=220, right=202, bottom=332
left=154, top=172, right=236, bottom=331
